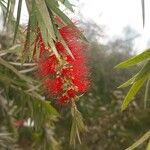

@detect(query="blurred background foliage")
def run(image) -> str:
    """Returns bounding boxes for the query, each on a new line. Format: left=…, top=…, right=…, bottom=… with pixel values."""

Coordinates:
left=55, top=24, right=150, bottom=150
left=0, top=1, right=150, bottom=150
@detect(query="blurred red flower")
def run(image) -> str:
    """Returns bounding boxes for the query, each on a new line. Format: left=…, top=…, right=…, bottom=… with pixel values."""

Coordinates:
left=35, top=24, right=90, bottom=104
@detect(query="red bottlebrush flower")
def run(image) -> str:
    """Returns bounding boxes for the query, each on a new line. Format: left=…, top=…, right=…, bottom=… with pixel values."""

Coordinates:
left=34, top=31, right=49, bottom=55
left=38, top=55, right=58, bottom=76
left=55, top=42, right=66, bottom=54
left=44, top=77, right=63, bottom=96
left=58, top=95, right=69, bottom=104
left=72, top=78, right=89, bottom=93
left=61, top=67, right=73, bottom=77
left=35, top=25, right=90, bottom=105
left=67, top=89, right=76, bottom=98
left=59, top=26, right=80, bottom=42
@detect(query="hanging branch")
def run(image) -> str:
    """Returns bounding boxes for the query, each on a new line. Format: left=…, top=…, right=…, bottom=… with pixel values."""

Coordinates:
left=70, top=101, right=87, bottom=146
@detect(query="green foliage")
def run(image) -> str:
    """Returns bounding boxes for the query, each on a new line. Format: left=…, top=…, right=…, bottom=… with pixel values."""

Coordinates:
left=13, top=0, right=22, bottom=42
left=54, top=29, right=150, bottom=150
left=0, top=0, right=87, bottom=149
left=115, top=49, right=150, bottom=68
left=0, top=42, right=60, bottom=149
left=0, top=0, right=149, bottom=150
left=125, top=130, right=150, bottom=150
left=116, top=49, right=150, bottom=110
left=70, top=102, right=86, bottom=146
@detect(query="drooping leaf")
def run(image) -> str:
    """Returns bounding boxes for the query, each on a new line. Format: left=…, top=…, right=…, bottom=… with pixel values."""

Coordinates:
left=144, top=75, right=150, bottom=109
left=146, top=140, right=150, bottom=150
left=46, top=0, right=73, bottom=25
left=0, top=57, right=33, bottom=84
left=0, top=0, right=6, bottom=10
left=58, top=0, right=75, bottom=12
left=118, top=60, right=150, bottom=88
left=134, top=60, right=150, bottom=81
left=115, top=49, right=150, bottom=68
left=48, top=35, right=61, bottom=60
left=58, top=31, right=74, bottom=59
left=13, top=0, right=22, bottom=42
left=118, top=74, right=137, bottom=88
left=70, top=102, right=86, bottom=146
left=0, top=44, right=21, bottom=56
left=35, top=0, right=56, bottom=40
left=3, top=0, right=10, bottom=26
left=35, top=1, right=60, bottom=60
left=45, top=0, right=88, bottom=41
left=141, top=0, right=145, bottom=27
left=125, top=130, right=150, bottom=150
left=121, top=75, right=148, bottom=111
left=23, top=3, right=37, bottom=62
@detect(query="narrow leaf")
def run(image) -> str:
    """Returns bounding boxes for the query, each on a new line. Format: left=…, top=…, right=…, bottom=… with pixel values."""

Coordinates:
left=115, top=49, right=150, bottom=68
left=0, top=57, right=33, bottom=84
left=58, top=32, right=74, bottom=59
left=118, top=60, right=150, bottom=88
left=45, top=0, right=87, bottom=41
left=125, top=130, right=150, bottom=150
left=0, top=1, right=6, bottom=9
left=3, top=0, right=10, bottom=26
left=118, top=75, right=137, bottom=88
left=35, top=0, right=56, bottom=40
left=144, top=75, right=150, bottom=109
left=121, top=75, right=148, bottom=111
left=70, top=102, right=86, bottom=146
left=48, top=35, right=61, bottom=60
left=13, top=0, right=22, bottom=42
left=134, top=60, right=150, bottom=81
left=46, top=0, right=73, bottom=25
left=141, top=0, right=145, bottom=27
left=146, top=140, right=150, bottom=150
left=59, top=0, right=75, bottom=12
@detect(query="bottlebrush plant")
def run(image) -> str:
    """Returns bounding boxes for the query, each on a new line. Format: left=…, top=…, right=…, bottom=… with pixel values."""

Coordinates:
left=34, top=25, right=90, bottom=104
left=0, top=0, right=89, bottom=148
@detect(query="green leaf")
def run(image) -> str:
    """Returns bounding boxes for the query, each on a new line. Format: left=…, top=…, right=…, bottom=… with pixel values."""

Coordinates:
left=37, top=13, right=60, bottom=60
left=58, top=31, right=74, bottom=59
left=58, top=0, right=75, bottom=12
left=121, top=75, right=148, bottom=111
left=0, top=0, right=6, bottom=9
left=118, top=60, right=150, bottom=89
left=144, top=75, right=150, bottom=109
left=125, top=130, right=150, bottom=150
left=23, top=4, right=37, bottom=62
left=13, top=0, right=22, bottom=42
left=115, top=49, right=150, bottom=68
left=35, top=0, right=56, bottom=40
left=23, top=19, right=32, bottom=63
left=35, top=1, right=60, bottom=60
left=134, top=60, right=150, bottom=81
left=48, top=35, right=61, bottom=60
left=146, top=140, right=150, bottom=150
left=0, top=44, right=21, bottom=56
left=141, top=0, right=145, bottom=27
left=46, top=0, right=87, bottom=41
left=3, top=0, right=10, bottom=26
left=70, top=102, right=86, bottom=146
left=118, top=75, right=137, bottom=88
left=37, top=12, right=48, bottom=46
left=46, top=0, right=73, bottom=26
left=0, top=57, right=33, bottom=84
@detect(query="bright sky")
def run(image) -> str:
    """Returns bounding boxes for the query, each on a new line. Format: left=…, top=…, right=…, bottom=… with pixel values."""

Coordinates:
left=71, top=0, right=150, bottom=52
left=1, top=0, right=150, bottom=53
